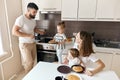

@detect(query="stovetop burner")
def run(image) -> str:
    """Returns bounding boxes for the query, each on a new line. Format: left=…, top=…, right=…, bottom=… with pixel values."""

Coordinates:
left=37, top=37, right=53, bottom=43
left=94, top=39, right=120, bottom=49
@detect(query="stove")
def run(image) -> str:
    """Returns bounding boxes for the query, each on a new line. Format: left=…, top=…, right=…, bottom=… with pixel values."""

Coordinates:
left=36, top=37, right=56, bottom=51
left=37, top=43, right=56, bottom=51
left=94, top=39, right=120, bottom=49
left=36, top=37, right=58, bottom=62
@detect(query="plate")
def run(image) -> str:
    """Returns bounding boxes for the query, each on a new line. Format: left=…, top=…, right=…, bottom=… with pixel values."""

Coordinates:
left=57, top=65, right=71, bottom=74
left=71, top=65, right=85, bottom=73
left=65, top=73, right=83, bottom=80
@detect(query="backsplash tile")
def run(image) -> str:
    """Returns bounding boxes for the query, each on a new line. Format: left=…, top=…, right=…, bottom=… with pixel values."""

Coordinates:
left=36, top=14, right=120, bottom=41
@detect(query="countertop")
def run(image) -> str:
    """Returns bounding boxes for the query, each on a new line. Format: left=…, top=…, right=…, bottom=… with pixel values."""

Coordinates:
left=36, top=41, right=120, bottom=54
left=22, top=62, right=120, bottom=80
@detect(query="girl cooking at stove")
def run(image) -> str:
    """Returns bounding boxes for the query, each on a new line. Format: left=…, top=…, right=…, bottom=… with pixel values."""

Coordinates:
left=49, top=21, right=66, bottom=63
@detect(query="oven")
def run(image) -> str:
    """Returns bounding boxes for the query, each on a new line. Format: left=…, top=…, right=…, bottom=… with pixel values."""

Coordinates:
left=36, top=37, right=58, bottom=62
left=37, top=49, right=58, bottom=62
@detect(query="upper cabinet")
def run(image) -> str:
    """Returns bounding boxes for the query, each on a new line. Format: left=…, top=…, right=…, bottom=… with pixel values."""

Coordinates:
left=62, top=0, right=120, bottom=21
left=62, top=0, right=97, bottom=21
left=22, top=0, right=40, bottom=20
left=78, top=0, right=97, bottom=20
left=61, top=0, right=78, bottom=20
left=22, top=0, right=61, bottom=20
left=115, top=0, right=120, bottom=20
left=38, top=0, right=61, bottom=11
left=96, top=0, right=115, bottom=20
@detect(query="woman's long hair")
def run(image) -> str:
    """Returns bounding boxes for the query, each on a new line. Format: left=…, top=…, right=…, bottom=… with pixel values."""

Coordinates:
left=79, top=31, right=94, bottom=57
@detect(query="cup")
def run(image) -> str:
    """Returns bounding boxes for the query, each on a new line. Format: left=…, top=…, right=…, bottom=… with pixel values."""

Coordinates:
left=55, top=76, right=63, bottom=80
left=72, top=37, right=75, bottom=43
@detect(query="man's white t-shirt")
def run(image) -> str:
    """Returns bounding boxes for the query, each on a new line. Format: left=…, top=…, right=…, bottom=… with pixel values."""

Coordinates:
left=14, top=15, right=36, bottom=43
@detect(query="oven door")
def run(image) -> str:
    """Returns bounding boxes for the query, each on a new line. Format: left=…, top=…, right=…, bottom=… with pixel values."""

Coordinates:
left=37, top=50, right=58, bottom=62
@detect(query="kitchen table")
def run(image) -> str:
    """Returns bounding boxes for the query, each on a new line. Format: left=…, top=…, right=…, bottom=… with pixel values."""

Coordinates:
left=22, top=62, right=120, bottom=80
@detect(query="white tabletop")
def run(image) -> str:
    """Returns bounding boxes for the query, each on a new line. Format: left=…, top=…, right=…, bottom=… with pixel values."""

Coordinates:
left=23, top=62, right=120, bottom=80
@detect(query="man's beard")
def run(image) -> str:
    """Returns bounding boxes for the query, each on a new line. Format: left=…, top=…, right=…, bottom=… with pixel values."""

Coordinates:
left=29, top=14, right=35, bottom=19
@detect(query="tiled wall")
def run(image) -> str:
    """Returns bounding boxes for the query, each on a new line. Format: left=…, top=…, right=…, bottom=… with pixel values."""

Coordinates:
left=36, top=14, right=120, bottom=41
left=65, top=21, right=120, bottom=41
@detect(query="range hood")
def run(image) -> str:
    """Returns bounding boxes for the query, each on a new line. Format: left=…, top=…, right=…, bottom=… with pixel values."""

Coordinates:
left=40, top=11, right=61, bottom=14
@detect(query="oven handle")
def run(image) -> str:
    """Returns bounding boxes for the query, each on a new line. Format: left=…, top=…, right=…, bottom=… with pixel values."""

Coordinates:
left=38, top=50, right=56, bottom=54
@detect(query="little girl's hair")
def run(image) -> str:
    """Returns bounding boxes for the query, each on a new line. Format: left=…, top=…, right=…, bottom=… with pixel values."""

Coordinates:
left=69, top=48, right=79, bottom=58
left=57, top=21, right=65, bottom=28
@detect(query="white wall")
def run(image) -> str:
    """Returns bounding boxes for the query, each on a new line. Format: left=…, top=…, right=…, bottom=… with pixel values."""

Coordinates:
left=0, top=0, right=9, bottom=55
left=0, top=66, right=2, bottom=80
left=0, top=0, right=23, bottom=79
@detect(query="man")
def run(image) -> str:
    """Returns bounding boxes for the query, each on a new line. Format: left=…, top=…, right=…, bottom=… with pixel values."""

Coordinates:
left=12, top=3, right=44, bottom=73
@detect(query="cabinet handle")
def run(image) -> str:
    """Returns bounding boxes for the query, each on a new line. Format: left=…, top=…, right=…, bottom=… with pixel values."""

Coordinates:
left=116, top=53, right=120, bottom=55
left=116, top=18, right=120, bottom=20
left=79, top=18, right=94, bottom=19
left=43, top=8, right=56, bottom=10
left=62, top=17, right=77, bottom=19
left=96, top=18, right=114, bottom=20
left=95, top=51, right=113, bottom=54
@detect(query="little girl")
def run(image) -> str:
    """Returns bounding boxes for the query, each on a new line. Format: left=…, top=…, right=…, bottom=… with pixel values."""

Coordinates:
left=49, top=21, right=66, bottom=63
left=63, top=48, right=81, bottom=67
left=73, top=31, right=105, bottom=76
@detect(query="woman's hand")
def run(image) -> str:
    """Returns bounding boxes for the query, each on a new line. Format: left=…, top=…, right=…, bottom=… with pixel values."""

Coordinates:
left=84, top=70, right=94, bottom=76
left=85, top=59, right=105, bottom=76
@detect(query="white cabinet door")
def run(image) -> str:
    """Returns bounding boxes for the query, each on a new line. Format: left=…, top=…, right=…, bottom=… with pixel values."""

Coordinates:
left=95, top=52, right=113, bottom=70
left=78, top=0, right=97, bottom=19
left=111, top=53, right=120, bottom=77
left=38, top=0, right=61, bottom=11
left=96, top=0, right=116, bottom=19
left=22, top=0, right=40, bottom=20
left=61, top=0, right=78, bottom=20
left=115, top=0, right=120, bottom=20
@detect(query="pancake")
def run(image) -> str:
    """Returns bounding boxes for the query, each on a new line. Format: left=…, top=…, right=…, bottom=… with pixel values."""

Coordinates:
left=66, top=74, right=80, bottom=80
left=71, top=65, right=84, bottom=73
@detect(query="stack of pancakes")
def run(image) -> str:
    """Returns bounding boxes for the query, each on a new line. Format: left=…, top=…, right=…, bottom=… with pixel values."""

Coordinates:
left=66, top=74, right=80, bottom=80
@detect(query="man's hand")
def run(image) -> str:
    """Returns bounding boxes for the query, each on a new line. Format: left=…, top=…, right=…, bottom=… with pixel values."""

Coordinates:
left=28, top=34, right=35, bottom=39
left=39, top=31, right=45, bottom=35
left=34, top=28, right=46, bottom=35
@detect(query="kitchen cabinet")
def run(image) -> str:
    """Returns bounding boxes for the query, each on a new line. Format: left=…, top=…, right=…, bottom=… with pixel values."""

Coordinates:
left=22, top=0, right=40, bottom=20
left=111, top=53, right=120, bottom=77
left=96, top=0, right=116, bottom=20
left=62, top=0, right=120, bottom=21
left=61, top=0, right=78, bottom=20
left=78, top=0, right=97, bottom=20
left=62, top=0, right=97, bottom=20
left=38, top=0, right=61, bottom=11
left=95, top=52, right=113, bottom=70
left=115, top=0, right=120, bottom=20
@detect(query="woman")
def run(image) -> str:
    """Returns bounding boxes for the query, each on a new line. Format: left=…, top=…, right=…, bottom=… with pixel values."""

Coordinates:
left=64, top=31, right=105, bottom=76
